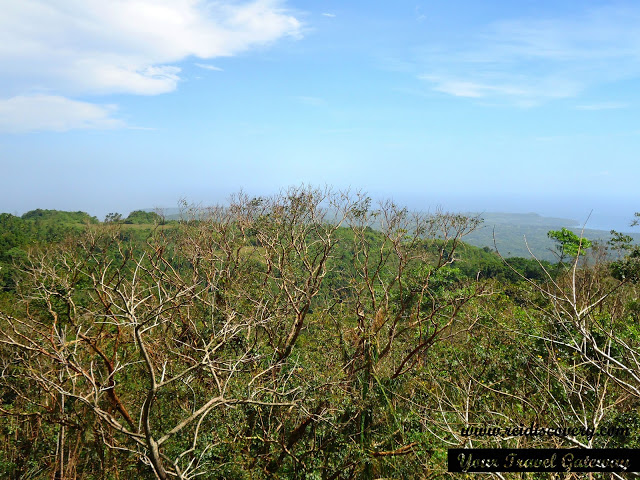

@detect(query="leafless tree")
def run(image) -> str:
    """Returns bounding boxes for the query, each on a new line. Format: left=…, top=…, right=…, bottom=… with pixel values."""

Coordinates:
left=471, top=232, right=640, bottom=479
left=0, top=187, right=490, bottom=479
left=0, top=186, right=348, bottom=479
left=313, top=194, right=486, bottom=478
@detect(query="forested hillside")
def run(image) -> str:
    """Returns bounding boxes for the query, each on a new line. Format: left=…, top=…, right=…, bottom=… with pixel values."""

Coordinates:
left=1, top=187, right=639, bottom=479
left=464, top=213, right=640, bottom=261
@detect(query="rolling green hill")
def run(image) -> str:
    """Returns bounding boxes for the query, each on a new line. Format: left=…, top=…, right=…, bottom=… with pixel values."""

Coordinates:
left=464, top=212, right=640, bottom=262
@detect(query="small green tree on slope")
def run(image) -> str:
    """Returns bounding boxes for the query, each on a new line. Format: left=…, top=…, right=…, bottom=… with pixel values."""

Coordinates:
left=548, top=227, right=592, bottom=268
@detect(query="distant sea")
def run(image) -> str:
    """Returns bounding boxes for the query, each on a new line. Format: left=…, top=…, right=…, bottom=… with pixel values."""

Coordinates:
left=137, top=192, right=638, bottom=233
left=382, top=193, right=638, bottom=233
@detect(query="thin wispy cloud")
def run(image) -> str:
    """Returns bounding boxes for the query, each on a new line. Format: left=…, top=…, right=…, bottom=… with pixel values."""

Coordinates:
left=322, top=13, right=336, bottom=18
left=421, top=73, right=579, bottom=106
left=0, top=95, right=124, bottom=133
left=419, top=75, right=533, bottom=98
left=195, top=63, right=224, bottom=71
left=417, top=5, right=640, bottom=106
left=0, top=0, right=301, bottom=132
left=576, top=102, right=628, bottom=111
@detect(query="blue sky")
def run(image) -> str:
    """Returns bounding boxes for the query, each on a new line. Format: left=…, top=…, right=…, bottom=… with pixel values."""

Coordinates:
left=1, top=0, right=639, bottom=230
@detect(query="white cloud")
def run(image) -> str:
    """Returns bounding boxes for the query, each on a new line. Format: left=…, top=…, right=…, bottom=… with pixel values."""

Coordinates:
left=322, top=13, right=336, bottom=18
left=576, top=102, right=628, bottom=111
left=195, top=63, right=224, bottom=71
left=0, top=0, right=301, bottom=131
left=421, top=74, right=579, bottom=105
left=0, top=0, right=301, bottom=96
left=417, top=5, right=640, bottom=105
left=419, top=77, right=492, bottom=98
left=0, top=95, right=124, bottom=133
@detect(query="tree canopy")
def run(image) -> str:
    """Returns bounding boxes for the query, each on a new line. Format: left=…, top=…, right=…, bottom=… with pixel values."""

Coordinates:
left=1, top=193, right=639, bottom=479
left=548, top=227, right=592, bottom=259
left=124, top=210, right=164, bottom=224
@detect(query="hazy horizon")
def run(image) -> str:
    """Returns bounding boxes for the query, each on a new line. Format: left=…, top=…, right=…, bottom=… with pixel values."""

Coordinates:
left=4, top=190, right=636, bottom=233
left=1, top=1, right=638, bottom=232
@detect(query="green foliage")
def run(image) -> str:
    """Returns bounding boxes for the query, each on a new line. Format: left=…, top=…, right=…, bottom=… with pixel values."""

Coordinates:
left=124, top=210, right=163, bottom=224
left=610, top=248, right=640, bottom=282
left=609, top=217, right=640, bottom=282
left=1, top=199, right=639, bottom=479
left=547, top=227, right=592, bottom=259
left=104, top=212, right=122, bottom=223
left=454, top=242, right=552, bottom=282
left=21, top=208, right=98, bottom=224
left=0, top=211, right=102, bottom=291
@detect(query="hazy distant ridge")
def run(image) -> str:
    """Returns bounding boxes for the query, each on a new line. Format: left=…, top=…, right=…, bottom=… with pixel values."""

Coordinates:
left=141, top=208, right=637, bottom=262
left=464, top=212, right=639, bottom=261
